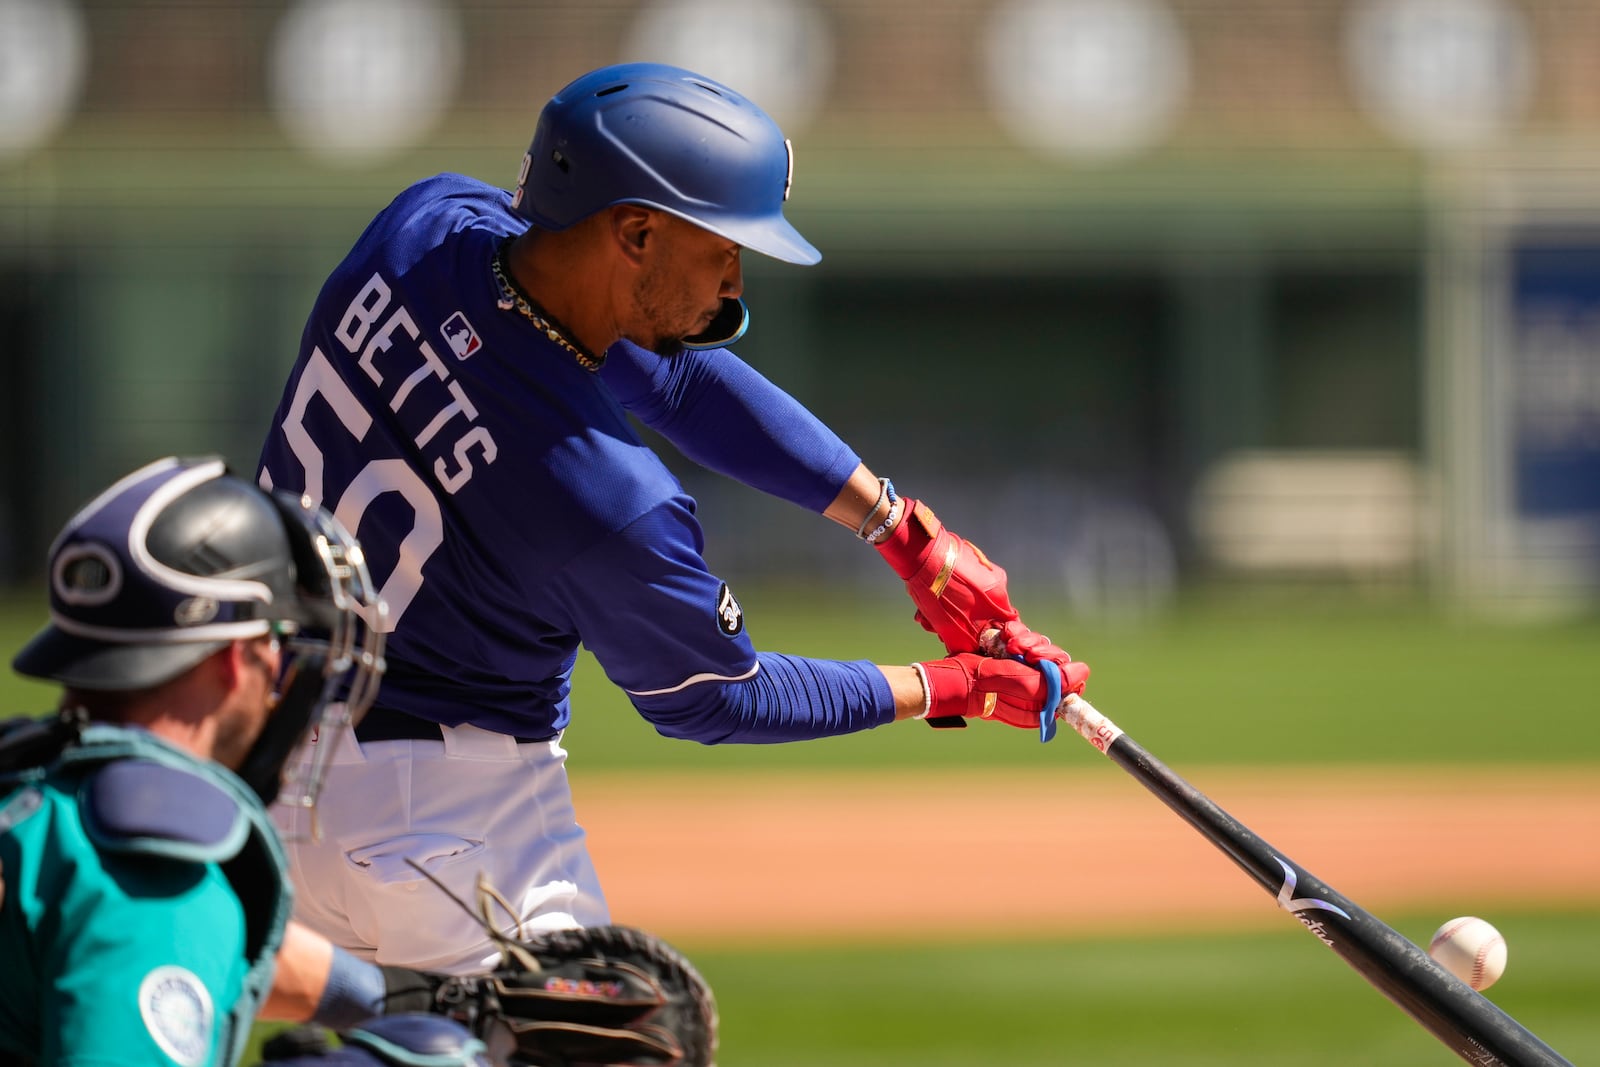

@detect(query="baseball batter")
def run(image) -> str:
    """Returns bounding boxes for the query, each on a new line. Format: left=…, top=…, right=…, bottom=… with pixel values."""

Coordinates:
left=256, top=62, right=1088, bottom=975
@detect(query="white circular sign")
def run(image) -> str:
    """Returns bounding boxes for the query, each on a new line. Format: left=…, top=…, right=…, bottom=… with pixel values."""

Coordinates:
left=1346, top=0, right=1534, bottom=151
left=982, top=0, right=1190, bottom=162
left=0, top=0, right=87, bottom=159
left=621, top=0, right=835, bottom=135
left=269, top=0, right=463, bottom=165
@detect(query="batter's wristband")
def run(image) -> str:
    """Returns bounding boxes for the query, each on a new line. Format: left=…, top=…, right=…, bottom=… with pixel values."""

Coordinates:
left=911, top=661, right=932, bottom=720
left=863, top=498, right=903, bottom=546
left=854, top=477, right=893, bottom=540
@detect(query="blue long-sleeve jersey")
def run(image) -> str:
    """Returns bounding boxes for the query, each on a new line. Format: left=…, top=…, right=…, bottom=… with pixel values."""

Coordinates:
left=257, top=174, right=894, bottom=743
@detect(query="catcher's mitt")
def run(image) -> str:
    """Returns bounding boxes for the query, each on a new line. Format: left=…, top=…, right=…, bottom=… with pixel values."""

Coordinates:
left=382, top=924, right=718, bottom=1067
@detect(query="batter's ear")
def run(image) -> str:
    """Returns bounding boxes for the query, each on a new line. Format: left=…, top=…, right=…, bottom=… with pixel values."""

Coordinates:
left=609, top=205, right=655, bottom=264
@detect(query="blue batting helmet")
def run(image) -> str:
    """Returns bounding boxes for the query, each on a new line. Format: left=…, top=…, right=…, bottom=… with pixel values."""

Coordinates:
left=512, top=62, right=821, bottom=266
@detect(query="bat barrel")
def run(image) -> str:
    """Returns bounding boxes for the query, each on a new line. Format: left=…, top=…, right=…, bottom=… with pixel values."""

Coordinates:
left=1058, top=696, right=1576, bottom=1067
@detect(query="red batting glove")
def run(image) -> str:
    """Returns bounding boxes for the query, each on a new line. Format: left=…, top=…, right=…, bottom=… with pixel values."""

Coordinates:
left=875, top=498, right=1018, bottom=654
left=915, top=653, right=1071, bottom=730
left=988, top=619, right=1090, bottom=696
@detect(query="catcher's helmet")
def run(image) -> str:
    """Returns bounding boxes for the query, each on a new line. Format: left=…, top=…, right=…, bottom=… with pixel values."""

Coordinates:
left=13, top=456, right=386, bottom=805
left=512, top=62, right=821, bottom=267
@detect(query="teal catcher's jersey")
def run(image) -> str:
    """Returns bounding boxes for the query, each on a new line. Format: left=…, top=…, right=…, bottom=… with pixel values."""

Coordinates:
left=0, top=723, right=289, bottom=1067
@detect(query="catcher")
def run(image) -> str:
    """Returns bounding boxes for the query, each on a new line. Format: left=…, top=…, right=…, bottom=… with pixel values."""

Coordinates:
left=0, top=456, right=713, bottom=1067
left=0, top=456, right=388, bottom=1067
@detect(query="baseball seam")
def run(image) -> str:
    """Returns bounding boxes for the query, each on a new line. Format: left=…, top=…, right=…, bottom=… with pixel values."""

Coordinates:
left=1431, top=918, right=1504, bottom=989
left=1473, top=933, right=1505, bottom=988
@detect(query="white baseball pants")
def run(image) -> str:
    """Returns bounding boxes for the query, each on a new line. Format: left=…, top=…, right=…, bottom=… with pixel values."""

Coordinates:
left=272, top=723, right=610, bottom=975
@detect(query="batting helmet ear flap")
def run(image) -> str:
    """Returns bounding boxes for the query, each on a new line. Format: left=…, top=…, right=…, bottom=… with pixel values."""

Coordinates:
left=680, top=297, right=750, bottom=351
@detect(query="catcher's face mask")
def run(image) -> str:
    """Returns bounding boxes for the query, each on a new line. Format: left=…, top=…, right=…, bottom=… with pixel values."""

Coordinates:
left=239, top=491, right=386, bottom=818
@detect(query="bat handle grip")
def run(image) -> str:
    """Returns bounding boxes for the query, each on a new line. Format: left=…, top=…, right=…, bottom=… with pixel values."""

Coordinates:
left=979, top=627, right=1062, bottom=743
left=1035, top=658, right=1062, bottom=743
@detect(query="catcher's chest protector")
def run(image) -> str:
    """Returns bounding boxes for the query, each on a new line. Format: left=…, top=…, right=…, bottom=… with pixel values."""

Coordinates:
left=0, top=724, right=291, bottom=1067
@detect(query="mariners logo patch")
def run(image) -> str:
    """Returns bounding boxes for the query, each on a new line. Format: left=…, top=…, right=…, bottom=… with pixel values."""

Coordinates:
left=716, top=582, right=744, bottom=637
left=440, top=311, right=482, bottom=360
left=139, top=966, right=214, bottom=1067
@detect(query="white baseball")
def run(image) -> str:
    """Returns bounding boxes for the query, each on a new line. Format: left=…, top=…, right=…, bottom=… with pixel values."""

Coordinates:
left=1427, top=916, right=1507, bottom=991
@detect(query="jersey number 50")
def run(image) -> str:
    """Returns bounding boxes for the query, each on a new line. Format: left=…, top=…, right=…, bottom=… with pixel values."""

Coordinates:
left=266, top=278, right=445, bottom=632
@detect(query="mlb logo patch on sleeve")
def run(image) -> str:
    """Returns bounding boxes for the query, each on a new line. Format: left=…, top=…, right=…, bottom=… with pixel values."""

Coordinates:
left=716, top=583, right=744, bottom=636
left=440, top=311, right=482, bottom=360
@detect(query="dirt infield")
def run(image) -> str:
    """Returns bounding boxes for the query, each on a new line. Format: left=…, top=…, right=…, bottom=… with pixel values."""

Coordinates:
left=577, top=764, right=1600, bottom=945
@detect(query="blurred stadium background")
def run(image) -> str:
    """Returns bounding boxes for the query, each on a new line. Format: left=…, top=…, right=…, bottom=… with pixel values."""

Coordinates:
left=3, top=0, right=1599, bottom=615
left=3, top=1, right=1599, bottom=1064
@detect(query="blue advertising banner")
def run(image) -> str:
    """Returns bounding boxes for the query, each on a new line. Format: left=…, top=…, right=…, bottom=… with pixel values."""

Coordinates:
left=1510, top=235, right=1600, bottom=520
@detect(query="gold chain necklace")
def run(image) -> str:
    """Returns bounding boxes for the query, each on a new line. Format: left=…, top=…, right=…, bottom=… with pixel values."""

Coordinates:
left=491, top=237, right=604, bottom=372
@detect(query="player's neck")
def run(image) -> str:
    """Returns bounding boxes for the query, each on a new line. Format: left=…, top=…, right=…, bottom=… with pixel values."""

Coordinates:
left=505, top=231, right=617, bottom=360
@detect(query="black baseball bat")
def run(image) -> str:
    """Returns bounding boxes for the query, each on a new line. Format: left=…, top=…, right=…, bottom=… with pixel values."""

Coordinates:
left=1056, top=692, right=1575, bottom=1067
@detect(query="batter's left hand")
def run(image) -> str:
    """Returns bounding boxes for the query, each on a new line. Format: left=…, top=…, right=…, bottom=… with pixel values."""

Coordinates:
left=874, top=498, right=1020, bottom=654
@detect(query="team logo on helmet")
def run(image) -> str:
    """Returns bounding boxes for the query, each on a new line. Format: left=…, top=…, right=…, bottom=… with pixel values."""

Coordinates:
left=174, top=596, right=220, bottom=626
left=511, top=151, right=532, bottom=212
left=716, top=583, right=744, bottom=637
left=783, top=139, right=795, bottom=202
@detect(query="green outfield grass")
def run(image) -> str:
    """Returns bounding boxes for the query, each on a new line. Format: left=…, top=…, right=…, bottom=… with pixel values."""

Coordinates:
left=557, top=583, right=1600, bottom=772
left=688, top=909, right=1600, bottom=1066
left=5, top=587, right=1596, bottom=1065
left=243, top=909, right=1600, bottom=1066
left=7, top=583, right=1597, bottom=771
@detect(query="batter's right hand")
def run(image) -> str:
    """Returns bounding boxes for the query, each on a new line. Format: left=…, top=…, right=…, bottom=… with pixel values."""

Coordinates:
left=913, top=653, right=1089, bottom=730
